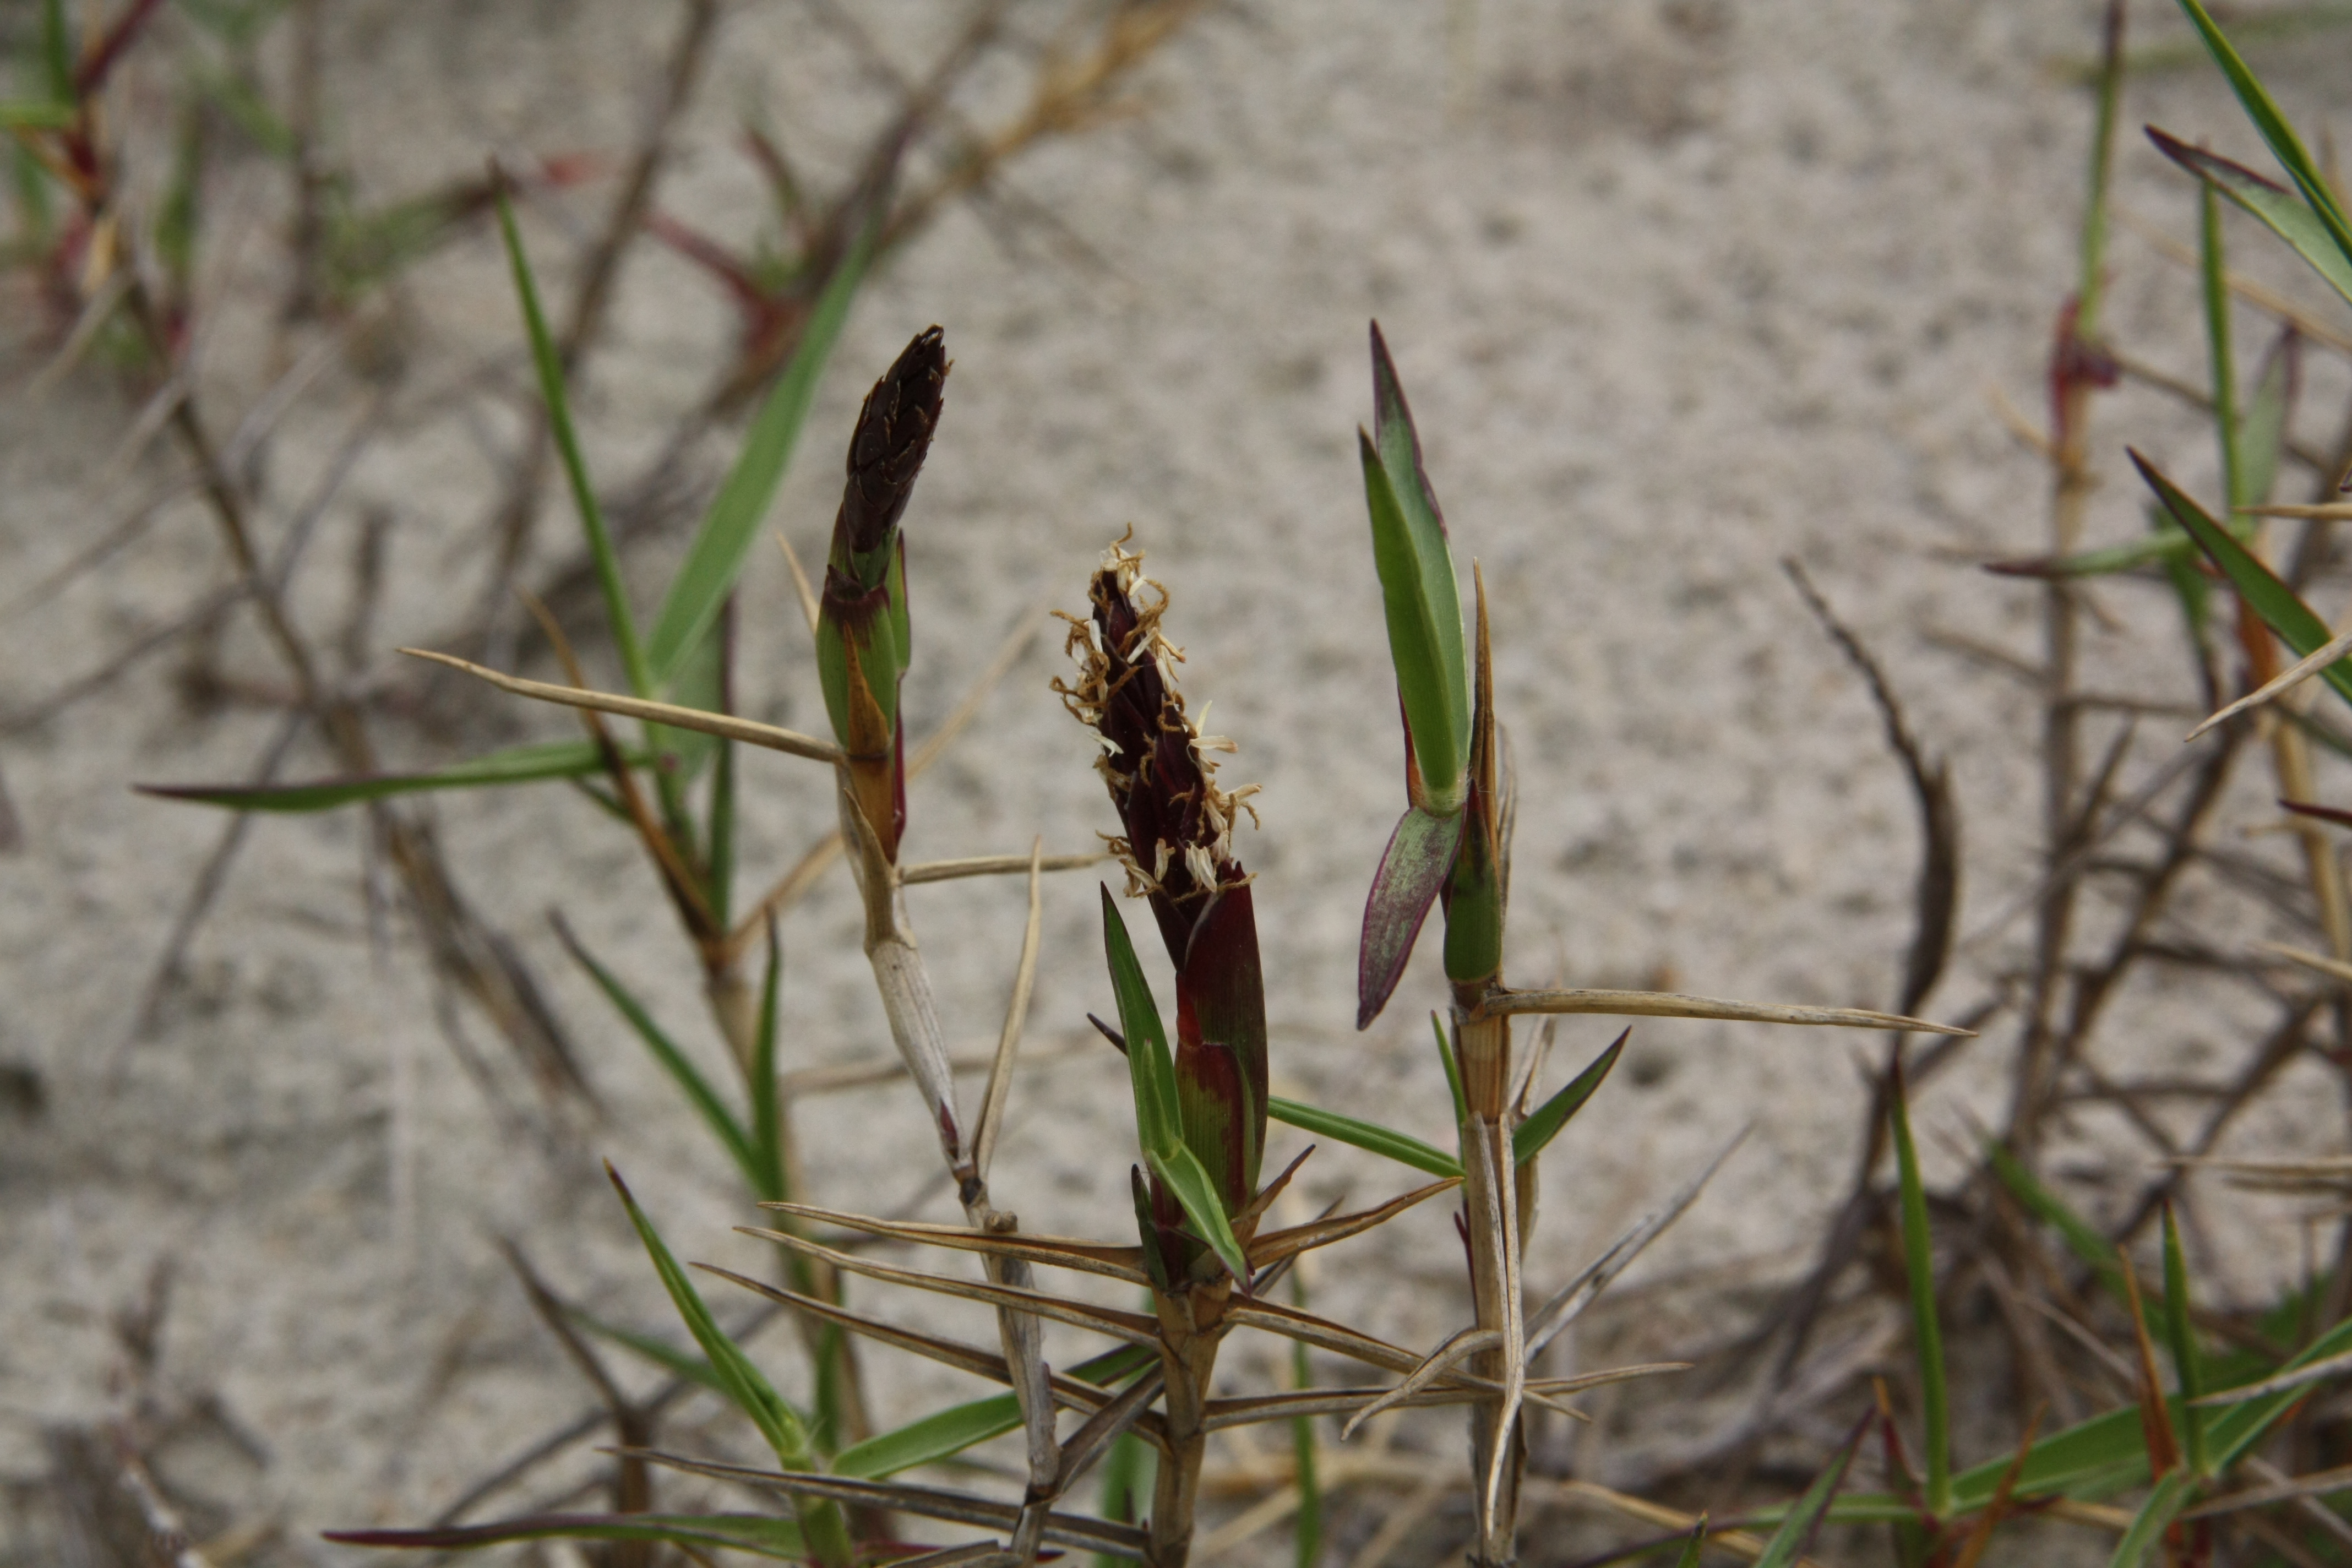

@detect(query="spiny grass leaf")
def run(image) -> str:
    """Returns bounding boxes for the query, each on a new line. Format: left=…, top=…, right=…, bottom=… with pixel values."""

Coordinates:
left=39, top=0, right=71, bottom=104
left=750, top=921, right=784, bottom=1204
left=560, top=927, right=758, bottom=1191
left=0, top=101, right=74, bottom=129
left=495, top=187, right=649, bottom=696
left=323, top=1512, right=807, bottom=1558
left=1148, top=1140, right=1252, bottom=1287
left=2135, top=451, right=2352, bottom=709
left=137, top=739, right=625, bottom=813
left=833, top=1346, right=1151, bottom=1481
left=1672, top=1519, right=1708, bottom=1568
left=2161, top=1205, right=2209, bottom=1477
left=1366, top=326, right=1469, bottom=808
left=1890, top=1065, right=1951, bottom=1518
left=1266, top=1096, right=1461, bottom=1180
left=607, top=1172, right=810, bottom=1457
left=645, top=224, right=873, bottom=688
left=2239, top=329, right=2295, bottom=510
left=2207, top=1308, right=2352, bottom=1464
left=2077, top=0, right=2127, bottom=334
left=834, top=1392, right=1025, bottom=1480
left=1096, top=1428, right=1154, bottom=1568
left=2171, top=0, right=2352, bottom=276
left=1986, top=1137, right=2125, bottom=1293
left=1753, top=1415, right=1865, bottom=1568
left=607, top=1172, right=857, bottom=1564
left=2105, top=1469, right=2195, bottom=1568
left=1434, top=1011, right=1468, bottom=1126
left=2202, top=181, right=2242, bottom=511
left=1512, top=1029, right=1627, bottom=1168
left=2153, top=128, right=2352, bottom=313
left=1101, top=886, right=1179, bottom=1161
left=1103, top=888, right=1248, bottom=1281
left=1823, top=1309, right=2352, bottom=1525
left=564, top=1306, right=725, bottom=1395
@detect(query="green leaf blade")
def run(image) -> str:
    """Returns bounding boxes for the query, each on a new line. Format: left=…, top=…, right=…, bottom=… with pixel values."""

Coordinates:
left=137, top=738, right=623, bottom=813
left=1515, top=1030, right=1628, bottom=1168
left=1890, top=1069, right=1951, bottom=1518
left=2133, top=451, right=2352, bottom=710
left=2160, top=1206, right=2209, bottom=1478
left=833, top=1391, right=1024, bottom=1480
left=2150, top=127, right=2352, bottom=308
left=1360, top=433, right=1467, bottom=812
left=1146, top=1141, right=1252, bottom=1287
left=494, top=188, right=649, bottom=696
left=1102, top=886, right=1180, bottom=1160
left=1266, top=1096, right=1462, bottom=1179
left=2171, top=0, right=2352, bottom=276
left=1753, top=1417, right=1865, bottom=1568
left=645, top=228, right=873, bottom=687
left=560, top=929, right=759, bottom=1193
left=2105, top=1469, right=2195, bottom=1568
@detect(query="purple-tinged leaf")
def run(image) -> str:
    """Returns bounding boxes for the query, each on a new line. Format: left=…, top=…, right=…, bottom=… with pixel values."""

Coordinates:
left=1357, top=805, right=1464, bottom=1028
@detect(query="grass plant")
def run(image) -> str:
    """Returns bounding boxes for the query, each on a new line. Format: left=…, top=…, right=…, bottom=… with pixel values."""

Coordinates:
left=32, top=2, right=2352, bottom=1565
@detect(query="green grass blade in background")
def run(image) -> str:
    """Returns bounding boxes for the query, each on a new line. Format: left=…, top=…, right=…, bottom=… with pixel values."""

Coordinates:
left=137, top=738, right=622, bottom=813
left=1266, top=1096, right=1461, bottom=1179
left=2152, top=129, right=2352, bottom=309
left=1513, top=1029, right=1628, bottom=1168
left=2171, top=0, right=2352, bottom=273
left=565, top=1307, right=725, bottom=1395
left=2135, top=451, right=2352, bottom=709
left=1097, top=1429, right=1155, bottom=1568
left=1753, top=1416, right=1864, bottom=1568
left=1291, top=1330, right=1321, bottom=1568
left=1986, top=1138, right=2126, bottom=1294
left=1671, top=1520, right=1707, bottom=1568
left=708, top=722, right=737, bottom=924
left=2105, top=1469, right=2193, bottom=1568
left=1434, top=1012, right=1468, bottom=1126
left=645, top=227, right=873, bottom=688
left=607, top=1169, right=852, bottom=1566
left=2077, top=0, right=2127, bottom=334
left=0, top=101, right=74, bottom=129
left=2207, top=1310, right=2352, bottom=1464
left=561, top=929, right=759, bottom=1192
left=834, top=1392, right=1024, bottom=1480
left=2237, top=329, right=2295, bottom=509
left=2160, top=1206, right=2209, bottom=1477
left=837, top=1345, right=1156, bottom=1482
left=38, top=0, right=71, bottom=104
left=750, top=921, right=784, bottom=1204
left=1889, top=1068, right=1951, bottom=1517
left=495, top=188, right=649, bottom=696
left=324, top=1512, right=808, bottom=1558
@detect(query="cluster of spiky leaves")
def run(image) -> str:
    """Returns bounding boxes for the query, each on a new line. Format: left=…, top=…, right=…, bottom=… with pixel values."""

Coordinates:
left=1058, top=542, right=1268, bottom=1261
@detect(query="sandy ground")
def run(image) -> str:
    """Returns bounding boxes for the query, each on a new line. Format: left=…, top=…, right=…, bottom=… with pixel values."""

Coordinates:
left=5, top=0, right=2352, bottom=1561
